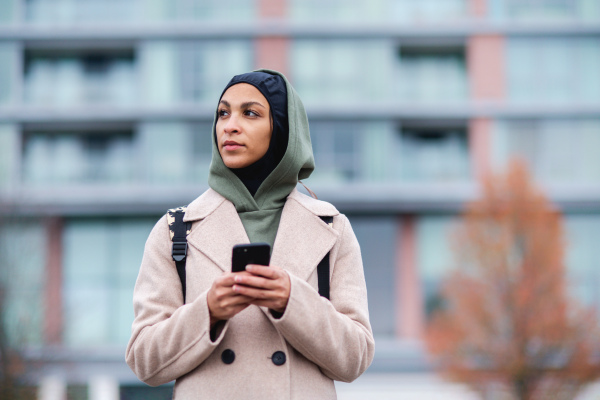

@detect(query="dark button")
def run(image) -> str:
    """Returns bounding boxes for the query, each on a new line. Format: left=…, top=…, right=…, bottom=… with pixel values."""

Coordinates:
left=221, top=349, right=235, bottom=365
left=271, top=351, right=286, bottom=366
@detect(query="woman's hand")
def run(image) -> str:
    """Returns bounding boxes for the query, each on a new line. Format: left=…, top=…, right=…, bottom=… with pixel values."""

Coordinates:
left=232, top=265, right=291, bottom=314
left=207, top=273, right=254, bottom=327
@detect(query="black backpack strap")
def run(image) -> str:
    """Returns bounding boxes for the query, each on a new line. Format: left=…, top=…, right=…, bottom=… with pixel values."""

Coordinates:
left=317, top=216, right=334, bottom=300
left=167, top=206, right=191, bottom=303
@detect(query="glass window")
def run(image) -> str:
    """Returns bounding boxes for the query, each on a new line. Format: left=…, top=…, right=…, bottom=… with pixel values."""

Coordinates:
left=22, top=132, right=137, bottom=185
left=139, top=121, right=213, bottom=184
left=63, top=218, right=157, bottom=347
left=291, top=39, right=393, bottom=104
left=493, top=119, right=600, bottom=184
left=489, top=0, right=600, bottom=22
left=0, top=0, right=17, bottom=24
left=0, top=219, right=46, bottom=346
left=290, top=0, right=467, bottom=23
left=348, top=215, right=397, bottom=336
left=310, top=122, right=361, bottom=183
left=24, top=49, right=137, bottom=107
left=565, top=214, right=600, bottom=311
left=139, top=40, right=252, bottom=106
left=0, top=125, right=18, bottom=189
left=396, top=47, right=467, bottom=104
left=416, top=215, right=458, bottom=317
left=0, top=43, right=17, bottom=105
left=25, top=0, right=137, bottom=25
left=507, top=37, right=600, bottom=104
left=143, top=0, right=255, bottom=23
left=393, top=128, right=470, bottom=183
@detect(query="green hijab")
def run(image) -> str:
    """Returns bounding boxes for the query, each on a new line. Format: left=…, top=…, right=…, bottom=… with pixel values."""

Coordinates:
left=207, top=69, right=315, bottom=248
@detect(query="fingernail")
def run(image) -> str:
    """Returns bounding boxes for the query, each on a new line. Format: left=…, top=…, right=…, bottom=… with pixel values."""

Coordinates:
left=234, top=275, right=241, bottom=283
left=246, top=265, right=253, bottom=272
left=233, top=285, right=239, bottom=292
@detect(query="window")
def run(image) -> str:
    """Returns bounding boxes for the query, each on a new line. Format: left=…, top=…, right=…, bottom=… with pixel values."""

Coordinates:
left=63, top=218, right=156, bottom=347
left=25, top=0, right=136, bottom=24
left=289, top=0, right=467, bottom=23
left=395, top=127, right=470, bottom=182
left=178, top=41, right=253, bottom=103
left=507, top=37, right=600, bottom=104
left=291, top=39, right=392, bottom=104
left=310, top=122, right=362, bottom=183
left=416, top=215, right=458, bottom=318
left=0, top=125, right=18, bottom=189
left=139, top=121, right=213, bottom=184
left=348, top=215, right=397, bottom=336
left=493, top=119, right=600, bottom=184
left=0, top=43, right=17, bottom=105
left=565, top=214, right=600, bottom=313
left=0, top=0, right=17, bottom=24
left=489, top=0, right=600, bottom=22
left=0, top=219, right=46, bottom=346
left=24, top=49, right=137, bottom=107
left=140, top=40, right=252, bottom=106
left=397, top=46, right=467, bottom=104
left=22, top=131, right=137, bottom=185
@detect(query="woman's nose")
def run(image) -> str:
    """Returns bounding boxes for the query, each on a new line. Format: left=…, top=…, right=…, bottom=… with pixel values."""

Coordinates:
left=224, top=114, right=241, bottom=133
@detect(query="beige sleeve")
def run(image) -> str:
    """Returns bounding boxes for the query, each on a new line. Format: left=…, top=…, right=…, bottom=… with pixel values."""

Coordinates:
left=125, top=215, right=229, bottom=386
left=266, top=214, right=375, bottom=382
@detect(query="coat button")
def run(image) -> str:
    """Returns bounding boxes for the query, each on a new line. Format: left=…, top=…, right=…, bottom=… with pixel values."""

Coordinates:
left=221, top=349, right=235, bottom=365
left=271, top=351, right=286, bottom=366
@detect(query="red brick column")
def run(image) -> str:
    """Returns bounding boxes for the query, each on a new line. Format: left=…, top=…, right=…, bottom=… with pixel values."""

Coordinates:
left=44, top=217, right=63, bottom=345
left=396, top=215, right=424, bottom=339
left=467, top=35, right=506, bottom=101
left=469, top=118, right=492, bottom=180
left=467, top=33, right=505, bottom=180
left=469, top=0, right=487, bottom=18
left=255, top=0, right=289, bottom=75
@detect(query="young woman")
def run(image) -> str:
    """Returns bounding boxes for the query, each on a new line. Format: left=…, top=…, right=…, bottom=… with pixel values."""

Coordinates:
left=126, top=70, right=374, bottom=399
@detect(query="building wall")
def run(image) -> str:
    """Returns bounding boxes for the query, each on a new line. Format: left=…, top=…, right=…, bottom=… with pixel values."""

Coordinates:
left=0, top=0, right=599, bottom=398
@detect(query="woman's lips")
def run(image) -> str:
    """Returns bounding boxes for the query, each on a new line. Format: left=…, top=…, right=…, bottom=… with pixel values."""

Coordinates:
left=223, top=141, right=243, bottom=151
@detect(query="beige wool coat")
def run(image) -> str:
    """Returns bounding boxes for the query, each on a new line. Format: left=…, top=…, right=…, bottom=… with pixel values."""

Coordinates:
left=126, top=188, right=375, bottom=399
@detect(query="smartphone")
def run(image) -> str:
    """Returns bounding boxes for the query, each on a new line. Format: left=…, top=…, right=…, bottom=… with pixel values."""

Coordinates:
left=231, top=243, right=271, bottom=273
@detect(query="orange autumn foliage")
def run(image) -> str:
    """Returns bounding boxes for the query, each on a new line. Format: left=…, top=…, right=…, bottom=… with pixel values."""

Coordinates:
left=426, top=160, right=600, bottom=400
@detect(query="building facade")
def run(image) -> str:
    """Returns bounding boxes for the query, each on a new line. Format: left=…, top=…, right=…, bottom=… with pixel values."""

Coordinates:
left=0, top=0, right=599, bottom=398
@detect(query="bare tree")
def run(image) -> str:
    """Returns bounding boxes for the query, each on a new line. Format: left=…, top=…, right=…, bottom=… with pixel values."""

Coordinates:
left=426, top=159, right=600, bottom=400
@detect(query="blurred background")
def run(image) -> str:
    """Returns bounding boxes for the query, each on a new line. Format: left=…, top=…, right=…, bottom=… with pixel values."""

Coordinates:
left=0, top=0, right=599, bottom=399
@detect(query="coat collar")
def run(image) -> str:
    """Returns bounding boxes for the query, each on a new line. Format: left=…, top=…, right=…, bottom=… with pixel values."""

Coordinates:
left=184, top=188, right=340, bottom=280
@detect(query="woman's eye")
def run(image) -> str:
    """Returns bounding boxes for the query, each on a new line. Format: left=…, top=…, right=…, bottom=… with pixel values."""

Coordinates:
left=218, top=109, right=229, bottom=117
left=245, top=110, right=259, bottom=117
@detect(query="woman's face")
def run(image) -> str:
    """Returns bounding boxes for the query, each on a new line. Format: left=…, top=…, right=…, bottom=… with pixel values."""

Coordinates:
left=216, top=83, right=272, bottom=169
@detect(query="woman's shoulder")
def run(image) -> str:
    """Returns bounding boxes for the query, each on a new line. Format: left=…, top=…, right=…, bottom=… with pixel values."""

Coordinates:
left=287, top=188, right=340, bottom=218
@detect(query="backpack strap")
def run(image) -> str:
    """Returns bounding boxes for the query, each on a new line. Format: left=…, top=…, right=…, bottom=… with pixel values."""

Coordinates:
left=317, top=216, right=334, bottom=300
left=167, top=206, right=192, bottom=303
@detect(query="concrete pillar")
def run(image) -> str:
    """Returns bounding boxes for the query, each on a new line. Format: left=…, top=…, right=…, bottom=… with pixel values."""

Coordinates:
left=39, top=376, right=66, bottom=400
left=89, top=375, right=119, bottom=400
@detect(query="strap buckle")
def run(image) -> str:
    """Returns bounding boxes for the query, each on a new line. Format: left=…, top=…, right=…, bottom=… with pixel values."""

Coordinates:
left=172, top=240, right=188, bottom=262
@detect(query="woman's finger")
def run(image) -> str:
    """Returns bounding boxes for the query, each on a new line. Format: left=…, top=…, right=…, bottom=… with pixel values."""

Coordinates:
left=245, top=264, right=280, bottom=278
left=233, top=274, right=282, bottom=290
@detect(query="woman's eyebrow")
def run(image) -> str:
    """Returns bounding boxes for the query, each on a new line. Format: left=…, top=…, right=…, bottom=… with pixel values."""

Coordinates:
left=241, top=101, right=266, bottom=109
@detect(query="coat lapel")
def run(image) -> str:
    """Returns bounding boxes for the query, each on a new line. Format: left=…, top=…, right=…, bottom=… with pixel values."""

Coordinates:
left=184, top=188, right=339, bottom=279
left=271, top=197, right=338, bottom=281
left=186, top=196, right=249, bottom=273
